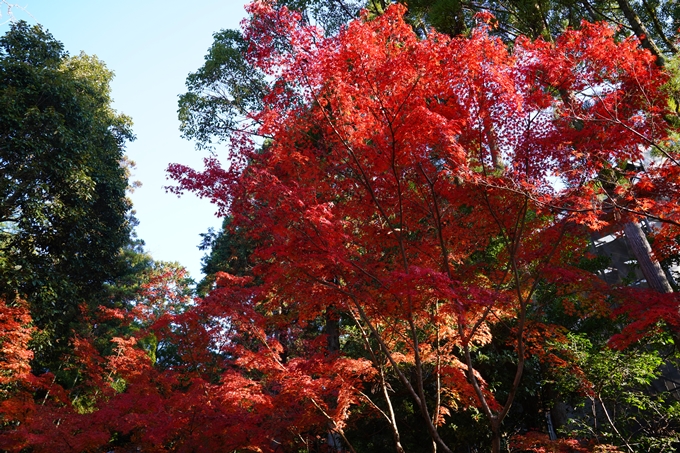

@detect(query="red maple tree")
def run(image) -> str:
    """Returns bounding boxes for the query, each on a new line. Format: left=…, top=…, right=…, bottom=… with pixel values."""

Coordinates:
left=169, top=3, right=680, bottom=451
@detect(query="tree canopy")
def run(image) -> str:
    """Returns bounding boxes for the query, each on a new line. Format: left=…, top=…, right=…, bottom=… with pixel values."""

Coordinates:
left=4, top=2, right=680, bottom=453
left=172, top=2, right=680, bottom=451
left=0, top=21, right=134, bottom=367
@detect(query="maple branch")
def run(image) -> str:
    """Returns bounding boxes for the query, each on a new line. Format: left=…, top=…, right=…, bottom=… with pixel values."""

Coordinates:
left=310, top=87, right=398, bottom=233
left=412, top=182, right=496, bottom=353
left=353, top=318, right=406, bottom=453
left=343, top=287, right=454, bottom=453
left=472, top=176, right=680, bottom=229
left=496, top=197, right=530, bottom=424
left=300, top=64, right=414, bottom=252
left=462, top=304, right=496, bottom=347
left=432, top=300, right=442, bottom=431
left=418, top=162, right=453, bottom=279
left=460, top=332, right=495, bottom=421
left=604, top=194, right=680, bottom=226
left=309, top=397, right=358, bottom=453
left=504, top=220, right=573, bottom=426
left=462, top=175, right=575, bottom=437
left=358, top=390, right=390, bottom=420
left=305, top=70, right=436, bottom=400
left=507, top=212, right=572, bottom=426
left=478, top=182, right=517, bottom=286
left=40, top=364, right=61, bottom=406
left=377, top=73, right=422, bottom=128
left=309, top=270, right=450, bottom=452
left=597, top=394, right=634, bottom=453
left=463, top=188, right=529, bottom=426
left=377, top=75, right=442, bottom=446
left=346, top=259, right=386, bottom=288
left=585, top=90, right=680, bottom=168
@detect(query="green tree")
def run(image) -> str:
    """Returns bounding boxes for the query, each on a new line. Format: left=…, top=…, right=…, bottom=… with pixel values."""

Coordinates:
left=0, top=21, right=134, bottom=368
left=196, top=217, right=253, bottom=296
left=549, top=331, right=680, bottom=452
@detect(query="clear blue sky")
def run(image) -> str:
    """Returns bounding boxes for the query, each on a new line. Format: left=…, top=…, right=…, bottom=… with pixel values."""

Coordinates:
left=1, top=0, right=250, bottom=279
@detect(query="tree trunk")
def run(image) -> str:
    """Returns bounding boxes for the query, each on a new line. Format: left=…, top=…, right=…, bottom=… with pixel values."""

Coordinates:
left=326, top=311, right=340, bottom=353
left=623, top=221, right=673, bottom=293
left=325, top=308, right=344, bottom=452
left=491, top=423, right=501, bottom=453
left=616, top=0, right=665, bottom=65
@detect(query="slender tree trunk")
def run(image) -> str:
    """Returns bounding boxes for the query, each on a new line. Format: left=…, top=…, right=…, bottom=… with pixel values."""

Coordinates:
left=380, top=374, right=406, bottom=453
left=325, top=307, right=344, bottom=452
left=347, top=310, right=406, bottom=453
left=623, top=221, right=673, bottom=293
left=616, top=0, right=665, bottom=65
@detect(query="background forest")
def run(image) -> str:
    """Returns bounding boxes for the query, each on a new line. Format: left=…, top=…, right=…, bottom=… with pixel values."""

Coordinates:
left=3, top=1, right=680, bottom=452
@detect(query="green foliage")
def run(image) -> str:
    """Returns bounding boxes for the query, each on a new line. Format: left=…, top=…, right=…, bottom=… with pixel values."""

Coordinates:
left=278, top=0, right=363, bottom=34
left=551, top=332, right=680, bottom=451
left=178, top=28, right=267, bottom=149
left=196, top=216, right=253, bottom=296
left=0, top=21, right=134, bottom=369
left=404, top=0, right=471, bottom=36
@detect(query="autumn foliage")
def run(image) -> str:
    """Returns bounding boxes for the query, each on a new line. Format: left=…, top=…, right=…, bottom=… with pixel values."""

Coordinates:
left=168, top=1, right=679, bottom=451
left=3, top=1, right=680, bottom=452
